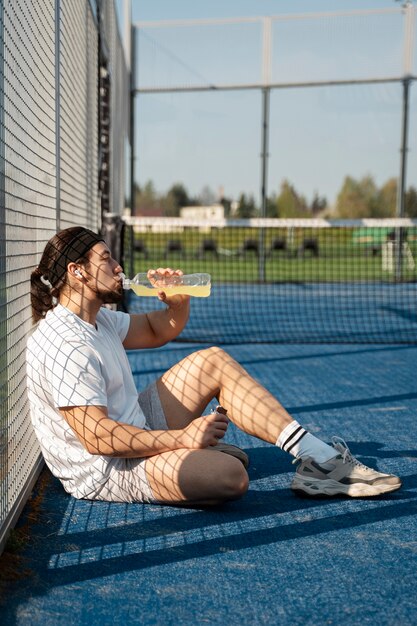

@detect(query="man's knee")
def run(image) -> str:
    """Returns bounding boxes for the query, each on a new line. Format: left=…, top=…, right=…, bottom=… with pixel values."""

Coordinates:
left=192, top=346, right=230, bottom=373
left=218, top=459, right=249, bottom=500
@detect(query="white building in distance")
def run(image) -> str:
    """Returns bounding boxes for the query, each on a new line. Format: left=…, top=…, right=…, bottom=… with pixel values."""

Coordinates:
left=180, top=204, right=225, bottom=220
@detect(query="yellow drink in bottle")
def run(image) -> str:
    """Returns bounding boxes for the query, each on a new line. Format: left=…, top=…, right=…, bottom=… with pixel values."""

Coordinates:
left=129, top=283, right=211, bottom=297
left=122, top=272, right=211, bottom=298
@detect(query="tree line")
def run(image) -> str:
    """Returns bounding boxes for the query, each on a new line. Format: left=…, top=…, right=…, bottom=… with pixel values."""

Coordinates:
left=133, top=175, right=417, bottom=219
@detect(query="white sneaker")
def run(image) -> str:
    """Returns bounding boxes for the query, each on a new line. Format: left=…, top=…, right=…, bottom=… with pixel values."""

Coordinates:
left=291, top=437, right=402, bottom=498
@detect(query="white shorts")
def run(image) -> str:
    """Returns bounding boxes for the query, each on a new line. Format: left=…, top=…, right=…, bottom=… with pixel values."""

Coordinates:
left=94, top=381, right=168, bottom=503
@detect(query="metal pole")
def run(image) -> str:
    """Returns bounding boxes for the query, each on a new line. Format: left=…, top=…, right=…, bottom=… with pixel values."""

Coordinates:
left=394, top=2, right=414, bottom=281
left=129, top=24, right=136, bottom=277
left=259, top=87, right=270, bottom=282
left=123, top=0, right=131, bottom=68
left=259, top=16, right=271, bottom=282
left=395, top=77, right=410, bottom=281
left=55, top=0, right=61, bottom=232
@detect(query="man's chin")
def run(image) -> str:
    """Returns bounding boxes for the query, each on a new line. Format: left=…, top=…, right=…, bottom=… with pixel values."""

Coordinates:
left=99, top=288, right=124, bottom=305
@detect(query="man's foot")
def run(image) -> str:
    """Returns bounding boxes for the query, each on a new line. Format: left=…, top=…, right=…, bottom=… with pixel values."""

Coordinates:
left=291, top=437, right=402, bottom=498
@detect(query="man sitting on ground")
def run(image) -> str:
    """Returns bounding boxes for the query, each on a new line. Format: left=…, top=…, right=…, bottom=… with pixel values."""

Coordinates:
left=26, top=227, right=401, bottom=505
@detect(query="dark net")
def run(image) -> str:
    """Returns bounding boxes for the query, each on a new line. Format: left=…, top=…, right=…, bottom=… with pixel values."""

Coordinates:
left=124, top=218, right=417, bottom=344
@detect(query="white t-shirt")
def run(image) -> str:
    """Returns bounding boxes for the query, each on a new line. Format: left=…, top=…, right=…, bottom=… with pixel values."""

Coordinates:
left=26, top=304, right=146, bottom=499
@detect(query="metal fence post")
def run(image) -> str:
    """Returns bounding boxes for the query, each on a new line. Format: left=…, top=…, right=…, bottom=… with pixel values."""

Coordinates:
left=395, top=3, right=414, bottom=281
left=259, top=17, right=272, bottom=282
left=55, top=0, right=61, bottom=232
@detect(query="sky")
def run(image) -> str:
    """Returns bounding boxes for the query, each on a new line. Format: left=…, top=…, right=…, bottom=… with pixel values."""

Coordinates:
left=129, top=1, right=405, bottom=22
left=117, top=1, right=417, bottom=209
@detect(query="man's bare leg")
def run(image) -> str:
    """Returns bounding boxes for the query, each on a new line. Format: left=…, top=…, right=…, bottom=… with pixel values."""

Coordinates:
left=144, top=346, right=293, bottom=505
left=145, top=448, right=249, bottom=505
left=144, top=347, right=401, bottom=503
left=157, top=346, right=293, bottom=443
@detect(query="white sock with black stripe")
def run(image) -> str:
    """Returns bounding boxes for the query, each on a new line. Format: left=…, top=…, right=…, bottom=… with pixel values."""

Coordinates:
left=276, top=420, right=338, bottom=463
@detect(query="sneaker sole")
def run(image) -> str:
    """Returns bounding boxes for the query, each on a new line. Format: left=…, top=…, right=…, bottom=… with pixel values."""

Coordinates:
left=291, top=476, right=402, bottom=498
left=212, top=442, right=250, bottom=469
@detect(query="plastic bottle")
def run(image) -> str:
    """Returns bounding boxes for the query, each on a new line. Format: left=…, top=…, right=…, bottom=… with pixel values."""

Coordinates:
left=120, top=272, right=211, bottom=297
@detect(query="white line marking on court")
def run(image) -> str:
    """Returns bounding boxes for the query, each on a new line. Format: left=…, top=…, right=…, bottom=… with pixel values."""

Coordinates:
left=368, top=407, right=406, bottom=412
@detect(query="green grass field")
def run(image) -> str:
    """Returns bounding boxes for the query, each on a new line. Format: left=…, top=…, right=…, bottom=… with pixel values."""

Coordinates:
left=126, top=228, right=417, bottom=283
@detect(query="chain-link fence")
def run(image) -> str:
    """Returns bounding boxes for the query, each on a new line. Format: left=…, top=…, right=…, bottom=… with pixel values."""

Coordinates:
left=0, top=0, right=129, bottom=552
left=125, top=6, right=417, bottom=348
left=132, top=6, right=417, bottom=220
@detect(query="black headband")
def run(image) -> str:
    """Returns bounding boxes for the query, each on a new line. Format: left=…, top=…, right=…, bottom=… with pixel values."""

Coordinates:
left=48, top=229, right=105, bottom=287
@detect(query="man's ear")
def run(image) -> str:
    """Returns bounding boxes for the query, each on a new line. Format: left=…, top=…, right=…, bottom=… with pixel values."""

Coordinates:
left=68, top=262, right=83, bottom=280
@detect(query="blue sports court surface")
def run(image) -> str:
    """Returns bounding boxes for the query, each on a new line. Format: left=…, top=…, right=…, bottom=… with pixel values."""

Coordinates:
left=127, top=282, right=417, bottom=344
left=1, top=339, right=417, bottom=625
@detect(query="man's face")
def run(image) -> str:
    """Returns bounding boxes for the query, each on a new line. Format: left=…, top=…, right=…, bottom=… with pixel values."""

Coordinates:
left=82, top=242, right=124, bottom=304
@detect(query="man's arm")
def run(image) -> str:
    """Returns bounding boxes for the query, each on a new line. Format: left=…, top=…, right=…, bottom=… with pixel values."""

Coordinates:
left=60, top=405, right=228, bottom=457
left=122, top=268, right=191, bottom=349
left=123, top=294, right=190, bottom=349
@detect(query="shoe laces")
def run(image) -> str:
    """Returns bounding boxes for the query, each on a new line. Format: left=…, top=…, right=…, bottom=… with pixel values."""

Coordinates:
left=291, top=437, right=369, bottom=470
left=331, top=436, right=369, bottom=470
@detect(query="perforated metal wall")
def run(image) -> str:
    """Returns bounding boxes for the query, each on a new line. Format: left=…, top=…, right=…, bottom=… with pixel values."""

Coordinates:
left=59, top=0, right=100, bottom=230
left=0, top=0, right=56, bottom=552
left=100, top=0, right=130, bottom=217
left=0, top=0, right=129, bottom=552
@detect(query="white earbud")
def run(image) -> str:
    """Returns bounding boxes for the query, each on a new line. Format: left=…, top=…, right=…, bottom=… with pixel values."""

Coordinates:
left=74, top=269, right=82, bottom=278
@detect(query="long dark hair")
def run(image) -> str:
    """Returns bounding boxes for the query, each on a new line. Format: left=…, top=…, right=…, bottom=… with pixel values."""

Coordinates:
left=30, top=227, right=101, bottom=322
